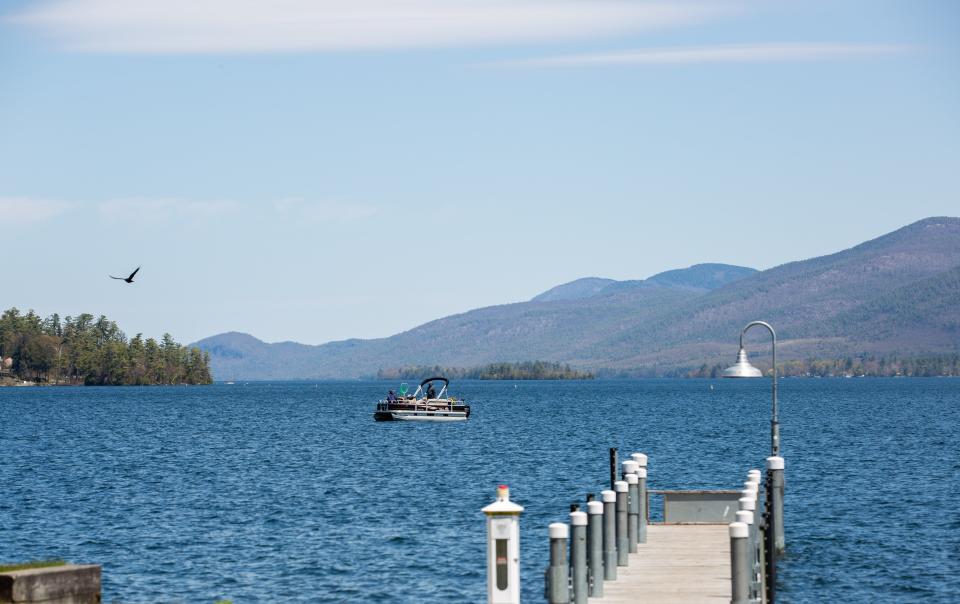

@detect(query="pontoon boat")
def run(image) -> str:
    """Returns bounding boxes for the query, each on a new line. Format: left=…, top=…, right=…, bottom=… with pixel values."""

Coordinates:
left=373, top=377, right=470, bottom=421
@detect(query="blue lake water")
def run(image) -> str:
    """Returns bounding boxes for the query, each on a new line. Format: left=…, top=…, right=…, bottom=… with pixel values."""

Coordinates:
left=2, top=379, right=958, bottom=603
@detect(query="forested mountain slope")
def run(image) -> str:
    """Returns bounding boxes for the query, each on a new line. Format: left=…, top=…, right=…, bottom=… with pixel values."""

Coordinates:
left=194, top=217, right=960, bottom=379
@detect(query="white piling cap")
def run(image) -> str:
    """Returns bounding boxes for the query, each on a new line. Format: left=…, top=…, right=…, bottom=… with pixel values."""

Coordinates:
left=626, top=474, right=638, bottom=485
left=740, top=490, right=756, bottom=503
left=738, top=497, right=756, bottom=511
left=631, top=453, right=648, bottom=467
left=736, top=510, right=754, bottom=526
left=550, top=522, right=569, bottom=539
left=622, top=460, right=639, bottom=474
left=747, top=469, right=761, bottom=480
left=744, top=481, right=758, bottom=492
left=766, top=456, right=785, bottom=470
left=601, top=489, right=616, bottom=503
left=729, top=522, right=749, bottom=539
left=614, top=480, right=628, bottom=493
left=587, top=501, right=604, bottom=515
left=570, top=511, right=588, bottom=526
left=636, top=468, right=647, bottom=479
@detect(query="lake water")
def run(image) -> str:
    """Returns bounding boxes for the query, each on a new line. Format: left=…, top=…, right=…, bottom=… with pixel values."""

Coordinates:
left=2, top=379, right=958, bottom=603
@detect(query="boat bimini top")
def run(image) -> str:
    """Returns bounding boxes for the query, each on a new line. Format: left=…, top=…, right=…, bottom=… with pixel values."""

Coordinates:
left=412, top=376, right=449, bottom=400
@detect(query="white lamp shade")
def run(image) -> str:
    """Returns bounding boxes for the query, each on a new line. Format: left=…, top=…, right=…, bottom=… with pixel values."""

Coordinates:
left=722, top=348, right=763, bottom=378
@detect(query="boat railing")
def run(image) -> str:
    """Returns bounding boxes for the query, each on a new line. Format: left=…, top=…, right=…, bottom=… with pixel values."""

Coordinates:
left=379, top=397, right=464, bottom=411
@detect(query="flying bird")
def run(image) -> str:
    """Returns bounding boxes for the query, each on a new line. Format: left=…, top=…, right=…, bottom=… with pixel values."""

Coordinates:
left=110, top=266, right=140, bottom=283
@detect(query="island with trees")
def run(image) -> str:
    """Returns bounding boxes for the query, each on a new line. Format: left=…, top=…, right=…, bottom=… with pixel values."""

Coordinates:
left=377, top=361, right=594, bottom=380
left=0, top=307, right=212, bottom=385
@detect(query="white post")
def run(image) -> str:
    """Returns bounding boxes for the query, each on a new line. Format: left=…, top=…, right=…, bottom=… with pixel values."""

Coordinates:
left=483, top=485, right=524, bottom=604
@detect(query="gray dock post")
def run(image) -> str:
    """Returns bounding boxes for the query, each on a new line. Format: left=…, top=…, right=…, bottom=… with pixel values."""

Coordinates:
left=631, top=453, right=648, bottom=544
left=625, top=473, right=639, bottom=553
left=614, top=480, right=629, bottom=566
left=745, top=470, right=763, bottom=598
left=738, top=489, right=760, bottom=600
left=609, top=448, right=618, bottom=489
left=729, top=522, right=752, bottom=604
left=736, top=509, right=759, bottom=601
left=547, top=523, right=570, bottom=604
left=601, top=489, right=617, bottom=580
left=767, top=456, right=785, bottom=556
left=636, top=466, right=648, bottom=543
left=569, top=511, right=588, bottom=604
left=621, top=459, right=640, bottom=554
left=586, top=500, right=604, bottom=597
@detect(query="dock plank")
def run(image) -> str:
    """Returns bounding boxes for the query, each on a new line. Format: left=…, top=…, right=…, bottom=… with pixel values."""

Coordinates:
left=596, top=524, right=729, bottom=603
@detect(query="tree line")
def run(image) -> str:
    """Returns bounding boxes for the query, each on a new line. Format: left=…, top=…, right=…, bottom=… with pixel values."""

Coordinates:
left=377, top=361, right=594, bottom=380
left=0, top=307, right=212, bottom=385
left=596, top=354, right=960, bottom=378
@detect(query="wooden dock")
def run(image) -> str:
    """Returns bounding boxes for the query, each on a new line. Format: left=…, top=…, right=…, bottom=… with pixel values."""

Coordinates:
left=594, top=524, right=730, bottom=603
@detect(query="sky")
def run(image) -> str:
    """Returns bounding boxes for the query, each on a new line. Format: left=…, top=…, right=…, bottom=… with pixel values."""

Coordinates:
left=1, top=0, right=958, bottom=345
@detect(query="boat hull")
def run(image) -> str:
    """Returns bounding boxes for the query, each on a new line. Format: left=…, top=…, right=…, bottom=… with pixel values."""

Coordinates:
left=374, top=409, right=468, bottom=422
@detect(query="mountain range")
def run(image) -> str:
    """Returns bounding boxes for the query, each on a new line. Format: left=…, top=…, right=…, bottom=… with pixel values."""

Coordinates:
left=194, top=217, right=960, bottom=379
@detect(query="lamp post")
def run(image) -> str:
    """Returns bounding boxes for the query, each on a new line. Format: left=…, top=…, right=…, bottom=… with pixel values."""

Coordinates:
left=722, top=321, right=779, bottom=456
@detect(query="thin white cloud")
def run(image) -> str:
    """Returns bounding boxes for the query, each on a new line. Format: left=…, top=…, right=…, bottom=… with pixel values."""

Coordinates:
left=499, top=43, right=913, bottom=67
left=97, top=198, right=238, bottom=223
left=273, top=198, right=377, bottom=223
left=0, top=198, right=75, bottom=225
left=10, top=0, right=724, bottom=53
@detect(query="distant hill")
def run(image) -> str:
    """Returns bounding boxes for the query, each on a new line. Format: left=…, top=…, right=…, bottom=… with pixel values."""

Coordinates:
left=531, top=264, right=757, bottom=302
left=194, top=217, right=960, bottom=379
left=532, top=277, right=618, bottom=303
left=647, top=263, right=758, bottom=291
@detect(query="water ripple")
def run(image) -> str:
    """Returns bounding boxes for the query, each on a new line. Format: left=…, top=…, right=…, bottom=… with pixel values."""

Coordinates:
left=1, top=379, right=958, bottom=602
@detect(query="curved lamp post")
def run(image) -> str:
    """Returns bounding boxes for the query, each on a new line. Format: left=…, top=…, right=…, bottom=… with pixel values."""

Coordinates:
left=722, top=321, right=779, bottom=456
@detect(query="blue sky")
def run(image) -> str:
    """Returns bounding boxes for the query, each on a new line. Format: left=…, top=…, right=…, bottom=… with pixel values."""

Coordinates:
left=1, top=0, right=958, bottom=345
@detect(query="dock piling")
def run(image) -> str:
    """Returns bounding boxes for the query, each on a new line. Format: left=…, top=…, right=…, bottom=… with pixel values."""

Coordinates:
left=601, top=489, right=617, bottom=580
left=636, top=466, right=648, bottom=544
left=736, top=509, right=759, bottom=600
left=569, top=511, right=588, bottom=604
left=614, top=481, right=629, bottom=566
left=547, top=523, right=570, bottom=604
left=729, top=522, right=752, bottom=604
left=625, top=473, right=639, bottom=553
left=766, top=456, right=785, bottom=556
left=586, top=500, right=604, bottom=597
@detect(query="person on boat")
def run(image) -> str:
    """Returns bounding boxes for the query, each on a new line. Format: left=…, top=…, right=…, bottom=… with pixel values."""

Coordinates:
left=426, top=383, right=437, bottom=399
left=387, top=390, right=397, bottom=403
